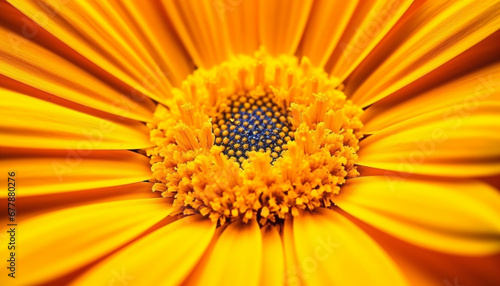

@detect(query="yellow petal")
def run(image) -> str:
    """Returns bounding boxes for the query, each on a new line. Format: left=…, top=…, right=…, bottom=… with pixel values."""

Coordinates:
left=71, top=215, right=215, bottom=286
left=260, top=225, right=285, bottom=286
left=293, top=208, right=409, bottom=285
left=185, top=220, right=262, bottom=286
left=282, top=217, right=304, bottom=286
left=0, top=88, right=152, bottom=150
left=328, top=0, right=412, bottom=80
left=0, top=2, right=156, bottom=121
left=3, top=182, right=160, bottom=220
left=297, top=0, right=358, bottom=68
left=223, top=0, right=259, bottom=54
left=162, top=0, right=231, bottom=69
left=7, top=0, right=177, bottom=104
left=358, top=103, right=500, bottom=177
left=76, top=0, right=178, bottom=96
left=0, top=149, right=152, bottom=197
left=0, top=198, right=171, bottom=285
left=118, top=0, right=194, bottom=86
left=361, top=220, right=500, bottom=286
left=336, top=177, right=500, bottom=255
left=349, top=0, right=500, bottom=107
left=359, top=30, right=500, bottom=132
left=362, top=61, right=500, bottom=133
left=259, top=0, right=314, bottom=56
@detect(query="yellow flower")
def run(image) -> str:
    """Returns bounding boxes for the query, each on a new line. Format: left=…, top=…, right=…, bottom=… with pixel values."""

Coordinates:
left=1, top=0, right=499, bottom=285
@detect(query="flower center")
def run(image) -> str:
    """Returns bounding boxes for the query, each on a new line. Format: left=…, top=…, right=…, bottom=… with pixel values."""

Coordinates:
left=147, top=50, right=363, bottom=226
left=213, top=93, right=295, bottom=164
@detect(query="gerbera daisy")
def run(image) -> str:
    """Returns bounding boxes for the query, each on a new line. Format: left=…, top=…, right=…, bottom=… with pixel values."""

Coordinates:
left=1, top=0, right=500, bottom=285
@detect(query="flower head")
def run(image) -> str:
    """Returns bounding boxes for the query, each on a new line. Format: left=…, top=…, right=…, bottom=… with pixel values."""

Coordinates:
left=1, top=0, right=500, bottom=285
left=148, top=51, right=364, bottom=226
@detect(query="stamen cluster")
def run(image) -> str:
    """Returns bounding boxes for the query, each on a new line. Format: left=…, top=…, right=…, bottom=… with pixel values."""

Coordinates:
left=147, top=51, right=363, bottom=226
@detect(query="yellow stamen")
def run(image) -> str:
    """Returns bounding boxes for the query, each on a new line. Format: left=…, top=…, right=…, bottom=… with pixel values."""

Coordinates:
left=147, top=50, right=363, bottom=226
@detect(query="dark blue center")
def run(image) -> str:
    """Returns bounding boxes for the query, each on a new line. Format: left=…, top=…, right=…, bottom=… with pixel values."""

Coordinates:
left=212, top=94, right=294, bottom=164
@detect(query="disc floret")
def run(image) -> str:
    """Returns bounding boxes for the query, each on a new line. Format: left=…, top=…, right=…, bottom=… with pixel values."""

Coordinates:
left=147, top=50, right=363, bottom=226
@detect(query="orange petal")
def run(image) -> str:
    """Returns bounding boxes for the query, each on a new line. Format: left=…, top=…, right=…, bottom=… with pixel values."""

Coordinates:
left=293, top=208, right=409, bottom=285
left=297, top=0, right=358, bottom=68
left=0, top=149, right=152, bottom=197
left=354, top=216, right=500, bottom=286
left=348, top=0, right=500, bottom=107
left=7, top=0, right=177, bottom=104
left=260, top=225, right=285, bottom=286
left=0, top=89, right=152, bottom=150
left=185, top=220, right=263, bottom=286
left=360, top=30, right=500, bottom=132
left=72, top=216, right=215, bottom=286
left=6, top=183, right=160, bottom=225
left=281, top=217, right=304, bottom=285
left=362, top=61, right=500, bottom=133
left=336, top=176, right=500, bottom=255
left=327, top=0, right=412, bottom=80
left=0, top=198, right=171, bottom=285
left=117, top=0, right=194, bottom=86
left=1, top=1, right=156, bottom=121
left=259, top=0, right=314, bottom=56
left=162, top=0, right=231, bottom=68
left=223, top=0, right=259, bottom=54
left=358, top=103, right=500, bottom=177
